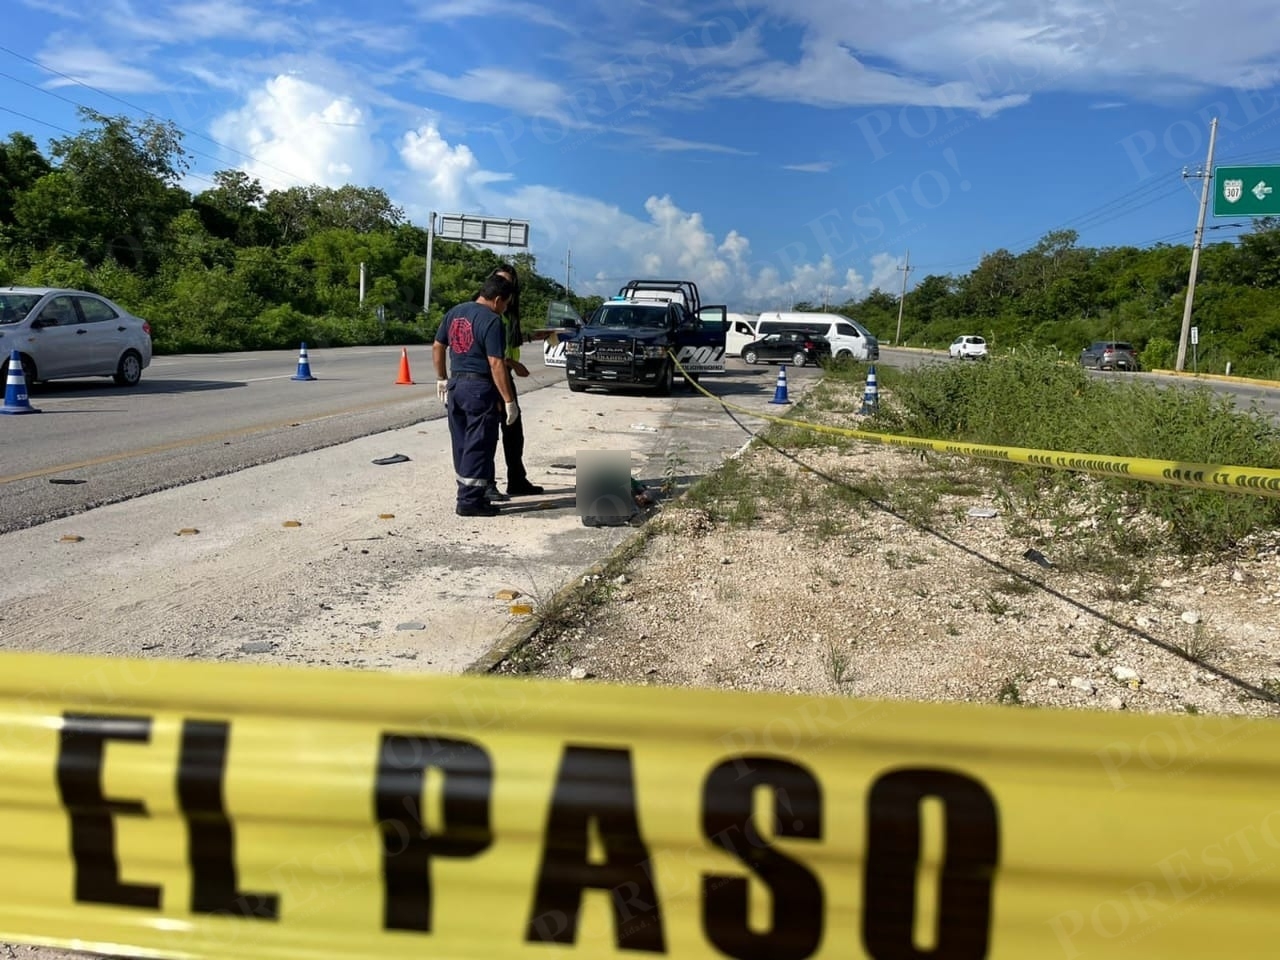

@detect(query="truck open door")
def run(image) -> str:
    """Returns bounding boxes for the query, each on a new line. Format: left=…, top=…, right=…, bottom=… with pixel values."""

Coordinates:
left=539, top=300, right=581, bottom=368
left=673, top=304, right=728, bottom=379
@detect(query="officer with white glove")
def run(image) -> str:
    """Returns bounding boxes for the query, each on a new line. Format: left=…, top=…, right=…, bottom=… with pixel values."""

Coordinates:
left=431, top=274, right=520, bottom=518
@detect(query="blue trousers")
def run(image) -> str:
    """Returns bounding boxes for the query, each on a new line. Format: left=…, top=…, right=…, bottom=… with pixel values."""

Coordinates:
left=448, top=376, right=500, bottom=509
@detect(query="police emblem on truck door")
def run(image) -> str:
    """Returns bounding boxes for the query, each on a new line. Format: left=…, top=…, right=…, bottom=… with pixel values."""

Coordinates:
left=672, top=304, right=728, bottom=373
left=674, top=344, right=727, bottom=372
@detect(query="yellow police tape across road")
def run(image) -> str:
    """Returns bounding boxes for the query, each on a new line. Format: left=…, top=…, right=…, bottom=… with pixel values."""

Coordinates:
left=2, top=650, right=1280, bottom=959
left=670, top=353, right=1280, bottom=499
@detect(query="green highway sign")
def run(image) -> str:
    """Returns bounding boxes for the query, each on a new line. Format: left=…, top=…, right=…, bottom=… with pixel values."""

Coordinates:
left=1214, top=165, right=1280, bottom=216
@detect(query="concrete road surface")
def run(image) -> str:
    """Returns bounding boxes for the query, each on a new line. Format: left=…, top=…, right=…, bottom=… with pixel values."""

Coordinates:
left=0, top=362, right=822, bottom=680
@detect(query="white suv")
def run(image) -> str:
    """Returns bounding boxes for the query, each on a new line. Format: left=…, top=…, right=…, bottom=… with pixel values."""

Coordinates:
left=949, top=335, right=988, bottom=359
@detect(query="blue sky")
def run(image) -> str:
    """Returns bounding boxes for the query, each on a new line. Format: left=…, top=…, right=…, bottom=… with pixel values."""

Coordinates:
left=3, top=0, right=1280, bottom=309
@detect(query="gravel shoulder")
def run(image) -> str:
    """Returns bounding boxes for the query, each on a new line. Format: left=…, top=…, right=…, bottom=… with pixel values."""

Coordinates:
left=501, top=374, right=1280, bottom=722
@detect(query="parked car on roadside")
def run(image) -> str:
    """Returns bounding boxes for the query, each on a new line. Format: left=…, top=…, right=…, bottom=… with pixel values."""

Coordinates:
left=741, top=329, right=832, bottom=367
left=949, top=335, right=988, bottom=359
left=1080, top=341, right=1140, bottom=371
left=0, top=287, right=153, bottom=387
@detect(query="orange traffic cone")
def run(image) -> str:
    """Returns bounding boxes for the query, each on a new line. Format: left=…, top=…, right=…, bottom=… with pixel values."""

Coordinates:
left=396, top=348, right=415, bottom=385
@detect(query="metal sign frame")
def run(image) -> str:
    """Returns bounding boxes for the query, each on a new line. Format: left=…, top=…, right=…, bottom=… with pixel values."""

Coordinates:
left=436, top=214, right=530, bottom=248
left=423, top=210, right=533, bottom=313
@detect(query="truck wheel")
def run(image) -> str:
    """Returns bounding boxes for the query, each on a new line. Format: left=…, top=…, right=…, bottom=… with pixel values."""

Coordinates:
left=568, top=381, right=587, bottom=392
left=792, top=351, right=807, bottom=367
left=743, top=350, right=758, bottom=364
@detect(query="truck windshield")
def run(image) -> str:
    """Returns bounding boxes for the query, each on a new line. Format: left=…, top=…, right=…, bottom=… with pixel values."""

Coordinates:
left=589, top=305, right=668, bottom=329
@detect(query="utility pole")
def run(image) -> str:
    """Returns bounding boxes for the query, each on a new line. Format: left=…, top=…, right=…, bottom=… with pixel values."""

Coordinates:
left=564, top=246, right=572, bottom=298
left=423, top=211, right=436, bottom=314
left=359, top=261, right=366, bottom=305
left=894, top=249, right=912, bottom=346
left=1176, top=117, right=1217, bottom=372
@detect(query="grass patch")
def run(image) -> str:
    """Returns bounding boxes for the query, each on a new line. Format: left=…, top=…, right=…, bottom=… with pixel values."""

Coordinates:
left=822, top=639, right=854, bottom=687
left=862, top=350, right=1280, bottom=561
left=997, top=673, right=1028, bottom=705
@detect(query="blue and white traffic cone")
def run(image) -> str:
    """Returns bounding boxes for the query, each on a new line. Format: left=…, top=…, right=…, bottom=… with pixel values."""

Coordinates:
left=860, top=364, right=879, bottom=415
left=1, top=350, right=40, bottom=415
left=291, top=342, right=317, bottom=381
left=769, top=364, right=791, bottom=404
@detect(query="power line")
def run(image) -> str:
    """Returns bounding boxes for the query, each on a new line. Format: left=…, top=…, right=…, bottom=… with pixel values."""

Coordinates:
left=913, top=143, right=1280, bottom=275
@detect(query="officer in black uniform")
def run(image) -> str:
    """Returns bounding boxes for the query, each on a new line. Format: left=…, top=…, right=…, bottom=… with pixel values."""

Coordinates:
left=432, top=275, right=520, bottom=517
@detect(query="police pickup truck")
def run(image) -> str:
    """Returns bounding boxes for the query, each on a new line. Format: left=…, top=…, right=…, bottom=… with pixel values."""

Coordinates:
left=560, top=280, right=727, bottom=394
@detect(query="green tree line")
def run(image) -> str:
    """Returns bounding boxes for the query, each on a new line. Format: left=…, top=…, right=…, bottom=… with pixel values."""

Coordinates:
left=795, top=223, right=1280, bottom=376
left=3, top=109, right=1276, bottom=371
left=0, top=109, right=603, bottom=352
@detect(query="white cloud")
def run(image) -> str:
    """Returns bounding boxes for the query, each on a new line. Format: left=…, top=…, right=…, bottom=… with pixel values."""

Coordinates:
left=209, top=75, right=378, bottom=191
left=409, top=0, right=578, bottom=34
left=206, top=75, right=879, bottom=309
left=868, top=252, right=902, bottom=293
left=707, top=36, right=1030, bottom=114
left=413, top=67, right=591, bottom=130
left=783, top=161, right=834, bottom=172
left=733, top=0, right=1280, bottom=104
left=640, top=135, right=754, bottom=155
left=36, top=39, right=164, bottom=92
left=101, top=0, right=297, bottom=44
left=399, top=122, right=507, bottom=211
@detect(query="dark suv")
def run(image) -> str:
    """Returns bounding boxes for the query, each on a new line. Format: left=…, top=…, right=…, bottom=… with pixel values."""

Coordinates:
left=741, top=329, right=832, bottom=367
left=1080, top=341, right=1140, bottom=371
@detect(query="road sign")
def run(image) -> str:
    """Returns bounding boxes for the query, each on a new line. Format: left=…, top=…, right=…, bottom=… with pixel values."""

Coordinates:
left=437, top=214, right=530, bottom=247
left=1214, top=165, right=1280, bottom=216
left=1191, top=326, right=1199, bottom=345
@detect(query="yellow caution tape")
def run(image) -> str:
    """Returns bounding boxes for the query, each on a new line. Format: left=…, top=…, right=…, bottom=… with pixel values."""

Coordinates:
left=670, top=352, right=1280, bottom=499
left=1, top=650, right=1279, bottom=959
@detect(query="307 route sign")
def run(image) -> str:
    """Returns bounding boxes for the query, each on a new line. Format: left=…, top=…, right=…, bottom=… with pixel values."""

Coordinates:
left=1215, top=165, right=1280, bottom=217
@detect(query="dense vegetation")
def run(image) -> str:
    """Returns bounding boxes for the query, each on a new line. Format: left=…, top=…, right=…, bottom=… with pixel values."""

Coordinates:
left=0, top=110, right=602, bottom=352
left=799, top=223, right=1280, bottom=376
left=826, top=354, right=1280, bottom=560
left=2, top=109, right=1277, bottom=372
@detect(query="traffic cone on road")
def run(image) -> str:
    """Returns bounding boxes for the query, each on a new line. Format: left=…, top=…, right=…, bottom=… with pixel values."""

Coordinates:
left=768, top=364, right=791, bottom=404
left=395, top=348, right=415, bottom=385
left=860, top=364, right=879, bottom=415
left=290, top=342, right=317, bottom=381
left=1, top=351, right=40, bottom=415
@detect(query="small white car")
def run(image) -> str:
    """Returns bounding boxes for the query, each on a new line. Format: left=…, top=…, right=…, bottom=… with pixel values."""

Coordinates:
left=0, top=287, right=153, bottom=386
left=949, top=335, right=988, bottom=359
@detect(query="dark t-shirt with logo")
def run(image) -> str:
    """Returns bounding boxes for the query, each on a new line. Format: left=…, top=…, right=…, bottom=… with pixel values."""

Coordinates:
left=434, top=301, right=506, bottom=375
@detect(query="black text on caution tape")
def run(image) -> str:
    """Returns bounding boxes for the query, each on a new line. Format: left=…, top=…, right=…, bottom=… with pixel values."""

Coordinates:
left=56, top=711, right=1002, bottom=958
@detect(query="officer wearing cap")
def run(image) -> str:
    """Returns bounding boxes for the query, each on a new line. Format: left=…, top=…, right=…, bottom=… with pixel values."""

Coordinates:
left=433, top=275, right=520, bottom=517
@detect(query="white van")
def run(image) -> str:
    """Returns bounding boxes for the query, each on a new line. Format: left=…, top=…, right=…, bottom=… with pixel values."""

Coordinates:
left=724, top=312, right=759, bottom=357
left=753, top=312, right=879, bottom=361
